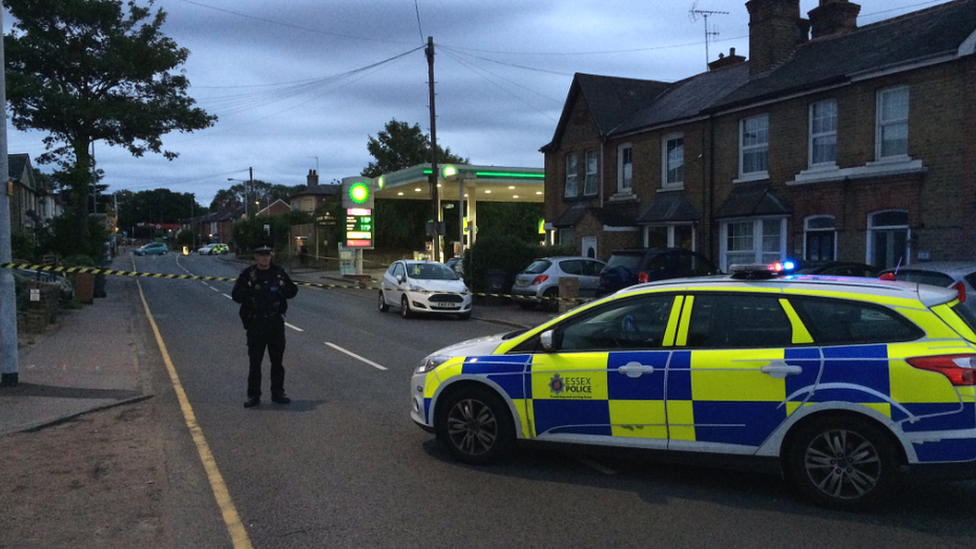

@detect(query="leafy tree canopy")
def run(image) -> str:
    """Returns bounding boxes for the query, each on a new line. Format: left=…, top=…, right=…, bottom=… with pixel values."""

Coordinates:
left=209, top=180, right=306, bottom=213
left=4, top=0, right=216, bottom=247
left=114, top=188, right=198, bottom=235
left=361, top=119, right=468, bottom=178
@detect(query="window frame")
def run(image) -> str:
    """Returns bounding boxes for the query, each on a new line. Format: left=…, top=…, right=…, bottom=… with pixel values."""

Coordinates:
left=738, top=114, right=769, bottom=180
left=803, top=215, right=837, bottom=261
left=876, top=86, right=909, bottom=160
left=866, top=209, right=910, bottom=269
left=662, top=133, right=685, bottom=188
left=617, top=143, right=633, bottom=193
left=584, top=149, right=599, bottom=196
left=564, top=153, right=578, bottom=199
left=719, top=217, right=787, bottom=272
left=809, top=99, right=838, bottom=167
left=644, top=224, right=696, bottom=251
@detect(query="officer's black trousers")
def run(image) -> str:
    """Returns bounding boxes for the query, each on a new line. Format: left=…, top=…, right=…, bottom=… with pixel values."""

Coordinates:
left=246, top=316, right=286, bottom=399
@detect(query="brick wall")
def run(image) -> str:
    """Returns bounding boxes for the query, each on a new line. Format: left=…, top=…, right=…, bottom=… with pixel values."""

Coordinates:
left=544, top=48, right=976, bottom=265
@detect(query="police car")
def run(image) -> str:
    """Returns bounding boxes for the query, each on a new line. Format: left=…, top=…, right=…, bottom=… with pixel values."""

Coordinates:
left=410, top=265, right=976, bottom=510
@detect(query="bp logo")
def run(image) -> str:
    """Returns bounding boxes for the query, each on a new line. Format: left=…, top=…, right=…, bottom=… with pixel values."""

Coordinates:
left=349, top=182, right=370, bottom=204
left=549, top=373, right=565, bottom=395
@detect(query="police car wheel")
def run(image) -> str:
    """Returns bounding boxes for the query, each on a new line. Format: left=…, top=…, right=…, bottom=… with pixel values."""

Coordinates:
left=786, top=416, right=899, bottom=511
left=378, top=292, right=389, bottom=312
left=437, top=386, right=514, bottom=465
left=401, top=296, right=413, bottom=318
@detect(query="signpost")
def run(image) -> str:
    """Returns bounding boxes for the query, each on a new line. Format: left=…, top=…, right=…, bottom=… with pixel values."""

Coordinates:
left=345, top=208, right=373, bottom=249
left=341, top=177, right=377, bottom=274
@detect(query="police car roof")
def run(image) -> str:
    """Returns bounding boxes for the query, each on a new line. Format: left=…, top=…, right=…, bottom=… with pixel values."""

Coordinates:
left=618, top=272, right=959, bottom=309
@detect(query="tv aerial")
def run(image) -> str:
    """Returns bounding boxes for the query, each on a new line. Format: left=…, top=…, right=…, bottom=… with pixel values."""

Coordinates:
left=689, top=2, right=729, bottom=68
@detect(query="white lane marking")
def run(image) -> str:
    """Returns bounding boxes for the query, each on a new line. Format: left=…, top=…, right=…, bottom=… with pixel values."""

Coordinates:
left=223, top=293, right=233, bottom=299
left=210, top=286, right=221, bottom=292
left=324, top=342, right=388, bottom=371
left=577, top=457, right=618, bottom=475
left=285, top=322, right=303, bottom=332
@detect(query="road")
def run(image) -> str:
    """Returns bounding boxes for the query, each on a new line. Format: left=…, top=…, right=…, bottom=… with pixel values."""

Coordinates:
left=131, top=253, right=976, bottom=549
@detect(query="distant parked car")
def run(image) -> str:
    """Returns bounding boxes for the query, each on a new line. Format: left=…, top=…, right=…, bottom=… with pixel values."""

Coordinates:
left=445, top=256, right=465, bottom=276
left=197, top=243, right=229, bottom=255
left=511, top=256, right=605, bottom=310
left=378, top=260, right=472, bottom=320
left=597, top=248, right=717, bottom=296
left=880, top=262, right=976, bottom=314
left=134, top=242, right=167, bottom=256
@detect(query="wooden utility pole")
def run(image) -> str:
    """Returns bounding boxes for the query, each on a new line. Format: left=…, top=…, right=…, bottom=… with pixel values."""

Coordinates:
left=426, top=36, right=440, bottom=261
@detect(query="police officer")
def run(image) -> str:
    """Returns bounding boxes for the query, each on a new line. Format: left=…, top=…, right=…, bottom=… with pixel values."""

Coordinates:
left=232, top=242, right=298, bottom=408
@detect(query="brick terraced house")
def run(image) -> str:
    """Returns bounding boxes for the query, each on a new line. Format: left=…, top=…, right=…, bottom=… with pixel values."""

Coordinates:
left=541, top=0, right=976, bottom=271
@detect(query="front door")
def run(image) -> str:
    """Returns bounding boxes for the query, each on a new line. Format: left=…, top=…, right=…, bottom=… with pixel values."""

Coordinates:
left=527, top=293, right=678, bottom=447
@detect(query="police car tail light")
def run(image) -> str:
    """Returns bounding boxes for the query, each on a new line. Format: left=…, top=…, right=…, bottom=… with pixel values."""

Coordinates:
left=531, top=275, right=549, bottom=285
left=906, top=354, right=976, bottom=386
left=952, top=281, right=966, bottom=303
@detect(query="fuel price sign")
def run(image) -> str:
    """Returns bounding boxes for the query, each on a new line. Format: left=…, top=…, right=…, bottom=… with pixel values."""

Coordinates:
left=345, top=208, right=374, bottom=248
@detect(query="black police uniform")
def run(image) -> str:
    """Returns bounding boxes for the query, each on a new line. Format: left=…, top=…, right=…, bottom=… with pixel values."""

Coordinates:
left=232, top=261, right=298, bottom=406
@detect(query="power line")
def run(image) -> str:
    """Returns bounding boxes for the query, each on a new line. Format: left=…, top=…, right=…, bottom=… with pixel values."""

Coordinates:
left=174, top=0, right=416, bottom=46
left=413, top=0, right=425, bottom=45
left=439, top=48, right=560, bottom=123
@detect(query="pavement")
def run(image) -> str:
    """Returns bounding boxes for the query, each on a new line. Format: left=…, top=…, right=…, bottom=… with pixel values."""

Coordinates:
left=0, top=256, right=557, bottom=437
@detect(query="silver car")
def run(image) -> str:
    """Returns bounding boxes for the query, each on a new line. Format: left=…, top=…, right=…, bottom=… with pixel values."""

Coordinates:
left=880, top=261, right=976, bottom=314
left=378, top=260, right=472, bottom=320
left=511, top=256, right=606, bottom=310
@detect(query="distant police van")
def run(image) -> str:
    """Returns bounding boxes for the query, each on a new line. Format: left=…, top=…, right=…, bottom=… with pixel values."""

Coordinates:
left=410, top=266, right=976, bottom=510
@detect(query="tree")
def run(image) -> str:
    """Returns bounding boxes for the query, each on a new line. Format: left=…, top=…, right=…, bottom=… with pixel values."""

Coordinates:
left=208, top=180, right=305, bottom=213
left=115, top=188, right=198, bottom=238
left=361, top=119, right=468, bottom=251
left=361, top=119, right=468, bottom=178
left=4, top=0, right=216, bottom=250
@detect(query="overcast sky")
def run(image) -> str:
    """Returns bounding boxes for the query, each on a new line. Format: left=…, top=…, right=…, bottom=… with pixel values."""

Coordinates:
left=3, top=0, right=952, bottom=208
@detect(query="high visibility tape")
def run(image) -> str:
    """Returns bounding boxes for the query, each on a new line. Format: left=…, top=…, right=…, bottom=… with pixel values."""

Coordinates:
left=0, top=262, right=593, bottom=305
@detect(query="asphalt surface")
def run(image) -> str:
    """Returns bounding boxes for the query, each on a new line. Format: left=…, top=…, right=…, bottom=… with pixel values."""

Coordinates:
left=0, top=254, right=555, bottom=437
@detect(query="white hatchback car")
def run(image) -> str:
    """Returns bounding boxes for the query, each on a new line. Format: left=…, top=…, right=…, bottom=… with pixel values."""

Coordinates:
left=379, top=260, right=472, bottom=320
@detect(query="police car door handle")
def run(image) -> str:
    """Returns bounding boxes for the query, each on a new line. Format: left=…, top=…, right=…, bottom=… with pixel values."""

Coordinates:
left=760, top=362, right=802, bottom=379
left=618, top=361, right=655, bottom=379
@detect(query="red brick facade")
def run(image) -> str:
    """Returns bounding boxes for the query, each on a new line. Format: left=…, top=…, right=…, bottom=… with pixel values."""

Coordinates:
left=543, top=0, right=976, bottom=271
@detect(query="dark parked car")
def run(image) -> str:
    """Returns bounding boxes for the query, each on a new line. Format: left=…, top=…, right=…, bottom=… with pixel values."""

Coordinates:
left=597, top=248, right=717, bottom=295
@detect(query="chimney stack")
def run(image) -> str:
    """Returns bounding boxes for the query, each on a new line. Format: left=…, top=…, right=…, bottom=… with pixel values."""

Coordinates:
left=808, top=0, right=860, bottom=39
left=307, top=169, right=319, bottom=187
left=747, top=0, right=809, bottom=76
left=708, top=47, right=747, bottom=71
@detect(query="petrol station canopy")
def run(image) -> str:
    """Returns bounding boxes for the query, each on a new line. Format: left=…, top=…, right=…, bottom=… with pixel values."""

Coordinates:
left=372, top=164, right=545, bottom=203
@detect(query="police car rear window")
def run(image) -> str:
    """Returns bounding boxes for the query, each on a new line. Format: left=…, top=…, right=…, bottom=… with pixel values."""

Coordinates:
left=790, top=297, right=923, bottom=345
left=950, top=301, right=976, bottom=338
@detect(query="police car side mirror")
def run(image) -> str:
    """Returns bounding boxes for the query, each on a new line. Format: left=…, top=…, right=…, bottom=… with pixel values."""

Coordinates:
left=540, top=329, right=558, bottom=352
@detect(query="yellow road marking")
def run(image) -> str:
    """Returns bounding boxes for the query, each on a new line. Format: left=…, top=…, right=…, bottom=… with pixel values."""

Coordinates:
left=137, top=280, right=254, bottom=549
